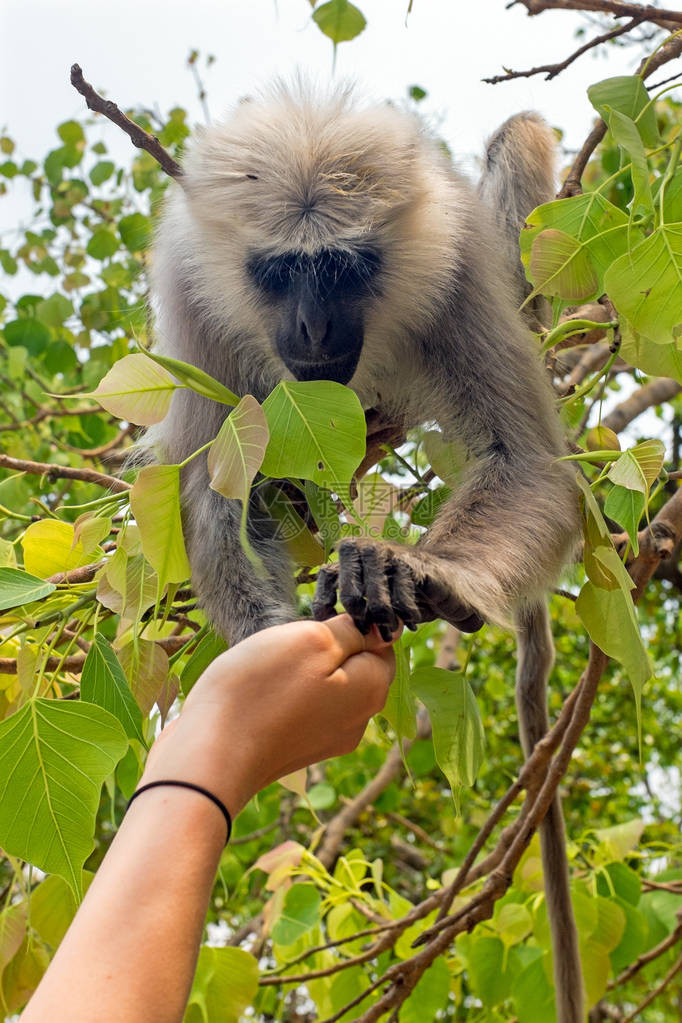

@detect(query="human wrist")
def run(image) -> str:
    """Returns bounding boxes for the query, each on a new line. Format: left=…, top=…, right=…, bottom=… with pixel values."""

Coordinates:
left=140, top=711, right=263, bottom=820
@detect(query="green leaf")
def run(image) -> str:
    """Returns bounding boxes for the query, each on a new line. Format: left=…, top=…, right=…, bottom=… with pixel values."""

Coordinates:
left=0, top=700, right=127, bottom=897
left=185, top=946, right=258, bottom=1023
left=400, top=957, right=450, bottom=1023
left=620, top=330, right=682, bottom=384
left=609, top=899, right=648, bottom=973
left=607, top=109, right=653, bottom=219
left=81, top=635, right=145, bottom=745
left=575, top=579, right=652, bottom=698
left=588, top=75, right=659, bottom=148
left=596, top=861, right=642, bottom=906
left=604, top=485, right=644, bottom=555
left=0, top=569, right=56, bottom=611
left=408, top=84, right=428, bottom=102
left=528, top=228, right=598, bottom=301
left=119, top=212, right=151, bottom=253
left=57, top=120, right=85, bottom=146
left=521, top=193, right=632, bottom=297
left=604, top=225, right=682, bottom=344
left=129, top=465, right=191, bottom=588
left=142, top=348, right=239, bottom=406
left=467, top=935, right=512, bottom=1008
left=208, top=395, right=270, bottom=574
left=261, top=380, right=366, bottom=500
left=84, top=353, right=178, bottom=425
left=271, top=883, right=321, bottom=946
left=86, top=230, right=119, bottom=261
left=30, top=873, right=93, bottom=949
left=409, top=667, right=485, bottom=809
left=89, top=161, right=115, bottom=186
left=423, top=430, right=465, bottom=486
left=512, top=952, right=555, bottom=1023
left=36, top=293, right=73, bottom=327
left=312, top=0, right=367, bottom=44
left=3, top=318, right=50, bottom=355
left=382, top=637, right=417, bottom=745
left=180, top=632, right=228, bottom=695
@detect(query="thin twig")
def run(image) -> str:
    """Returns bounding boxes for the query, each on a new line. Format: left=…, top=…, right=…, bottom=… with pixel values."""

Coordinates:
left=609, top=912, right=682, bottom=988
left=484, top=17, right=642, bottom=83
left=621, top=953, right=682, bottom=1023
left=70, top=64, right=183, bottom=180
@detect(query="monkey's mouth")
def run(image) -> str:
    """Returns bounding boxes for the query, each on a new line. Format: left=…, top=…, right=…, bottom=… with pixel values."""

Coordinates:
left=279, top=350, right=361, bottom=386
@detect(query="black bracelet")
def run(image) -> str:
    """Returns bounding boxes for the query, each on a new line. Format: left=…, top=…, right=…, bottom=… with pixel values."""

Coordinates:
left=127, top=780, right=232, bottom=845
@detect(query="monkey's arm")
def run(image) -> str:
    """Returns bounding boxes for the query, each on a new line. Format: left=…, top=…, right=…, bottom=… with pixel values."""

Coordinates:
left=313, top=251, right=579, bottom=634
left=150, top=387, right=297, bottom=645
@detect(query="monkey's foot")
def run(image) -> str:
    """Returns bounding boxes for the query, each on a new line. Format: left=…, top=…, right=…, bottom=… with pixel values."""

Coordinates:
left=312, top=538, right=484, bottom=640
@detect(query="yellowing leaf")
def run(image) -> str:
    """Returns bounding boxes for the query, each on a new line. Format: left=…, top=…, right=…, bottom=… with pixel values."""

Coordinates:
left=129, top=465, right=190, bottom=588
left=185, top=946, right=259, bottom=1023
left=208, top=395, right=269, bottom=575
left=586, top=426, right=620, bottom=452
left=84, top=353, right=178, bottom=425
left=73, top=513, right=111, bottom=555
left=22, top=520, right=97, bottom=578
left=208, top=395, right=269, bottom=502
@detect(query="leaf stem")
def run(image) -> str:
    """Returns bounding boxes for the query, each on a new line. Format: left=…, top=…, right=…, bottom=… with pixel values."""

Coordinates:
left=659, top=133, right=682, bottom=225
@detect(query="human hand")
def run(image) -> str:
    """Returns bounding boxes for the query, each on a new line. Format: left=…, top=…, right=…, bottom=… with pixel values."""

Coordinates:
left=140, top=615, right=400, bottom=818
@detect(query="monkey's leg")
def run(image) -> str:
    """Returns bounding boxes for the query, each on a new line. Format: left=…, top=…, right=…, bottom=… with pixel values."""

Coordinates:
left=515, top=601, right=584, bottom=1023
left=182, top=467, right=297, bottom=644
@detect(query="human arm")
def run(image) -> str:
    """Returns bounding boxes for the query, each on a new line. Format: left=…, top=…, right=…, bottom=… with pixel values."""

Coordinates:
left=22, top=616, right=398, bottom=1023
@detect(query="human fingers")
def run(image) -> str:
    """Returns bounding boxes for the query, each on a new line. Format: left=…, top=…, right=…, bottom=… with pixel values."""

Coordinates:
left=334, top=644, right=397, bottom=717
left=322, top=614, right=402, bottom=664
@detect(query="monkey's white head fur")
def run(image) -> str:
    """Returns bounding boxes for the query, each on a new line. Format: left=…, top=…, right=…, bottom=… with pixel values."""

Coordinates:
left=154, top=81, right=473, bottom=401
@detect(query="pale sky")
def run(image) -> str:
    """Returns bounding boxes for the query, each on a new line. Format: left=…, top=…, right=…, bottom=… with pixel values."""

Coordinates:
left=1, top=0, right=641, bottom=178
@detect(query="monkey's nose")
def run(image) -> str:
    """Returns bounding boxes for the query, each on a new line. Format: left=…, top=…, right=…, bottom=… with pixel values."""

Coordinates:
left=297, top=294, right=332, bottom=351
left=300, top=315, right=331, bottom=349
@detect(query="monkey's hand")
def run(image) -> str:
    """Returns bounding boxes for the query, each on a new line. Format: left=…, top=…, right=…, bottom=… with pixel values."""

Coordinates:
left=312, top=538, right=484, bottom=640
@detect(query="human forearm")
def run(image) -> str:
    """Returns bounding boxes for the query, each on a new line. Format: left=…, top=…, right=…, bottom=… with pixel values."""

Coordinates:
left=22, top=785, right=226, bottom=1023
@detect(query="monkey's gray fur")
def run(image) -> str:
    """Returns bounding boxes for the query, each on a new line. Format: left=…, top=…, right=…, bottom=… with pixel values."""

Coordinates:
left=148, top=85, right=583, bottom=1021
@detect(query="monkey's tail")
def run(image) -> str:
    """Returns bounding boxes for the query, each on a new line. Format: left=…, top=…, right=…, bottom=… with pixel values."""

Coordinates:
left=477, top=112, right=557, bottom=301
left=515, top=601, right=585, bottom=1023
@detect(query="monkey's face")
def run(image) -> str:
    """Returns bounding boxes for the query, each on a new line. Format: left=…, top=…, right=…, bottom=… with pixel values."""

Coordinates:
left=247, top=247, right=381, bottom=385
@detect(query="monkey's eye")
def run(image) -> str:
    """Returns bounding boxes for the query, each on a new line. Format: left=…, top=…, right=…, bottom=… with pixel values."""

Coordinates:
left=315, top=248, right=381, bottom=295
left=247, top=253, right=303, bottom=296
left=247, top=248, right=381, bottom=299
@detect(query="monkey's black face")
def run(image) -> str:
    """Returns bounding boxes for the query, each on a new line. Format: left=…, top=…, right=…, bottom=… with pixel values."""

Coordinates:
left=247, top=247, right=381, bottom=385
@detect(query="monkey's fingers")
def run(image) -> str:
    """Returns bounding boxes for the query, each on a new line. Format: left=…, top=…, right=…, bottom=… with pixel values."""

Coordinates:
left=359, top=545, right=398, bottom=642
left=387, top=556, right=420, bottom=631
left=337, top=540, right=370, bottom=634
left=312, top=564, right=340, bottom=622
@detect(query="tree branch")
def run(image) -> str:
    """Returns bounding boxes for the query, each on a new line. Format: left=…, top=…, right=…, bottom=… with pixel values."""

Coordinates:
left=70, top=64, right=184, bottom=180
left=518, top=0, right=682, bottom=28
left=621, top=953, right=682, bottom=1023
left=601, top=378, right=682, bottom=433
left=484, top=17, right=643, bottom=83
left=0, top=453, right=130, bottom=493
left=560, top=32, right=682, bottom=197
left=609, top=910, right=682, bottom=988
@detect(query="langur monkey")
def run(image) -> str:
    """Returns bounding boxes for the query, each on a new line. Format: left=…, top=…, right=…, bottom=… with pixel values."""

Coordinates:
left=148, top=84, right=583, bottom=1022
